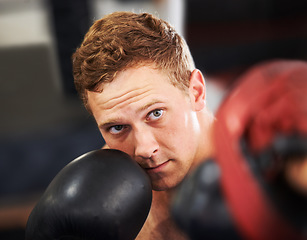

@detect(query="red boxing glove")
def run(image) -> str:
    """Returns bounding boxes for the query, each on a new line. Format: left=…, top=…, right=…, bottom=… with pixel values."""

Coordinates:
left=214, top=60, right=307, bottom=240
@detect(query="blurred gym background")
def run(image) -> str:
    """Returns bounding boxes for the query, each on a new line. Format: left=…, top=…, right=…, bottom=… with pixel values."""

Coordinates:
left=0, top=0, right=306, bottom=239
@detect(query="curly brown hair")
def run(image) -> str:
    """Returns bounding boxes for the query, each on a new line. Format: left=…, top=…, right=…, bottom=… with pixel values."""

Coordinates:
left=72, top=11, right=195, bottom=111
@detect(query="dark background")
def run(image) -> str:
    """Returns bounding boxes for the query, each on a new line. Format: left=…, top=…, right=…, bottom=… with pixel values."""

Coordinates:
left=0, top=0, right=306, bottom=239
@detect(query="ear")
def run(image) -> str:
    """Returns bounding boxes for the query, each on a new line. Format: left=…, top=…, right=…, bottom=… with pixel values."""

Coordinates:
left=189, top=69, right=206, bottom=111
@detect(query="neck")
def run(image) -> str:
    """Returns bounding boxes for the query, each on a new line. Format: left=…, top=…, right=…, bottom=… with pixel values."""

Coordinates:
left=152, top=188, right=176, bottom=204
left=193, top=109, right=216, bottom=169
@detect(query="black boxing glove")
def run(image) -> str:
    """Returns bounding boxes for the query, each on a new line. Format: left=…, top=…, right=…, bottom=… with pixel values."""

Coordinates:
left=25, top=149, right=152, bottom=240
left=171, top=159, right=241, bottom=240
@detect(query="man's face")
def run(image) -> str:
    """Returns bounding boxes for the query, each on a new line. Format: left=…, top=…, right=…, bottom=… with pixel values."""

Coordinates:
left=87, top=65, right=204, bottom=191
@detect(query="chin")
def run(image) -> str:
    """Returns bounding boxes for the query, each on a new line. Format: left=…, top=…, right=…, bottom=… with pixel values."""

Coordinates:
left=151, top=180, right=181, bottom=192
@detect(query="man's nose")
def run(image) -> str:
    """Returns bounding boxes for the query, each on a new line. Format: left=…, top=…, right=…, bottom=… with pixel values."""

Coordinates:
left=133, top=127, right=159, bottom=160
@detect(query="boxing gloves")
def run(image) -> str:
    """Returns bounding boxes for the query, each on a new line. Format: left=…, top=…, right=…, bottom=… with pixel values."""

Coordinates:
left=171, top=159, right=241, bottom=240
left=25, top=149, right=152, bottom=240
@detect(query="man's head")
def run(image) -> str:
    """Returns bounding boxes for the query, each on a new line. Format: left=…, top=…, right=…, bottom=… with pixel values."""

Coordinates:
left=72, top=12, right=214, bottom=191
left=72, top=11, right=195, bottom=112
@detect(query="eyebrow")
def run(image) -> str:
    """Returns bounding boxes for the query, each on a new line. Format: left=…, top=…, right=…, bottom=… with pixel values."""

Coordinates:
left=98, top=99, right=164, bottom=129
left=98, top=116, right=123, bottom=128
left=137, top=99, right=164, bottom=113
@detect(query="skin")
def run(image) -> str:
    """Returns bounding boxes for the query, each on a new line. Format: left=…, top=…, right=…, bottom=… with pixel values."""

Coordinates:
left=285, top=156, right=307, bottom=196
left=87, top=64, right=215, bottom=239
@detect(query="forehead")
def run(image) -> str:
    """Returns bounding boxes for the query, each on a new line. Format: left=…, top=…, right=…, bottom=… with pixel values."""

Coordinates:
left=104, top=65, right=170, bottom=96
left=87, top=65, right=184, bottom=115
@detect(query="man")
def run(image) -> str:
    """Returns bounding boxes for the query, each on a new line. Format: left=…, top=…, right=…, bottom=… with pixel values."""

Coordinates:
left=72, top=11, right=215, bottom=239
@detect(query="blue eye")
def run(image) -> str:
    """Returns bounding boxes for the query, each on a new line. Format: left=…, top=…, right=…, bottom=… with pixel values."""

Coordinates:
left=148, top=109, right=163, bottom=121
left=109, top=125, right=124, bottom=134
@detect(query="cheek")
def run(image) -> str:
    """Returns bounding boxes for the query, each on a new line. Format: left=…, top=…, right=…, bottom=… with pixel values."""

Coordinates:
left=161, top=112, right=194, bottom=149
left=173, top=112, right=200, bottom=151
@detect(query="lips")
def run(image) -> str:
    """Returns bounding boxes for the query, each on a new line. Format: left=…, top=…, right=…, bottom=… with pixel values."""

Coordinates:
left=144, top=160, right=170, bottom=174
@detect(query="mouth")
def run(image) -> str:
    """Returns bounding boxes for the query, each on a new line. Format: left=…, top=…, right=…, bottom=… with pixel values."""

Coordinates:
left=144, top=160, right=170, bottom=174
